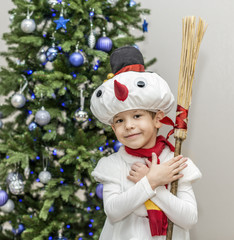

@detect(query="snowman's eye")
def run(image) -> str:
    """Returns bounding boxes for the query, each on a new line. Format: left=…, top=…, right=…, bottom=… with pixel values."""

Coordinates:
left=134, top=77, right=148, bottom=88
left=96, top=86, right=105, bottom=98
left=96, top=90, right=102, bottom=97
left=137, top=81, right=145, bottom=88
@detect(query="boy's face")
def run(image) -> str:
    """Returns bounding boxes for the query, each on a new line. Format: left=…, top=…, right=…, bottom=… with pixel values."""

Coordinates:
left=111, top=109, right=164, bottom=149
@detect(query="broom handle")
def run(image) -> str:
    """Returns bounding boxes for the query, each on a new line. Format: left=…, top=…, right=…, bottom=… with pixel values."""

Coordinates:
left=166, top=137, right=183, bottom=240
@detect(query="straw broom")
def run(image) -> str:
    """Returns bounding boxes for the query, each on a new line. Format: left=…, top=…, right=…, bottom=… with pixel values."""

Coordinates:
left=166, top=16, right=207, bottom=240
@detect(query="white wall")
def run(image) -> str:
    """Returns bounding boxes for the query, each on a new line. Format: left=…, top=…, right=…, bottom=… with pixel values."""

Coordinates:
left=1, top=1, right=234, bottom=239
left=0, top=1, right=14, bottom=66
left=138, top=0, right=234, bottom=239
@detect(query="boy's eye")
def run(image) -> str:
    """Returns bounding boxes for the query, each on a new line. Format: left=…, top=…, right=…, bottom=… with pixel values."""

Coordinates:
left=115, top=119, right=123, bottom=124
left=134, top=114, right=141, bottom=118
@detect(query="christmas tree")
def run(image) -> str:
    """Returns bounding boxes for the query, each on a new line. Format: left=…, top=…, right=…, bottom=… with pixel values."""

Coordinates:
left=0, top=0, right=155, bottom=239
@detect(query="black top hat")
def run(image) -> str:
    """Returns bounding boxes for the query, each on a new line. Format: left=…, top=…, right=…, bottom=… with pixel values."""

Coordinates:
left=110, top=46, right=145, bottom=74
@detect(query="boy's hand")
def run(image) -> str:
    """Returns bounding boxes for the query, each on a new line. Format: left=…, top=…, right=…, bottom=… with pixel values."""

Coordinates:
left=127, top=162, right=149, bottom=183
left=147, top=153, right=188, bottom=190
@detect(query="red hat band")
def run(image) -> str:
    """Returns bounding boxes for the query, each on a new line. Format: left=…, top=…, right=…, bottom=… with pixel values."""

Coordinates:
left=114, top=80, right=128, bottom=102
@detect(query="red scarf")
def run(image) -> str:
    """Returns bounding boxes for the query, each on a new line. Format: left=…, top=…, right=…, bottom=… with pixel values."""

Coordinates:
left=125, top=135, right=175, bottom=236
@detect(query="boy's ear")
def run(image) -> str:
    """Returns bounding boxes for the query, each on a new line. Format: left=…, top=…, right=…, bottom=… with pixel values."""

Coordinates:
left=111, top=124, right=116, bottom=133
left=154, top=111, right=165, bottom=128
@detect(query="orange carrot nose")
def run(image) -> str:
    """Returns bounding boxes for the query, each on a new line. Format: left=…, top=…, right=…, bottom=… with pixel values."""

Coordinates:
left=114, top=80, right=129, bottom=101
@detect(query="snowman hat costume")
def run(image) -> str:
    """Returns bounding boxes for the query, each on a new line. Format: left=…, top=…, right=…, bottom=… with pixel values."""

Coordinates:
left=90, top=46, right=174, bottom=125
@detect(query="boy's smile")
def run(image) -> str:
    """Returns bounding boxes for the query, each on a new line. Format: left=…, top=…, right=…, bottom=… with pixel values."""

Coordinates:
left=124, top=133, right=142, bottom=139
left=111, top=109, right=164, bottom=149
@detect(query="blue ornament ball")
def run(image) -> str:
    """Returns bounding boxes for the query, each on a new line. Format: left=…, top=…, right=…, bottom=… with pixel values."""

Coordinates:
left=12, top=224, right=25, bottom=235
left=132, top=44, right=139, bottom=49
left=129, top=0, right=136, bottom=7
left=95, top=183, right=103, bottom=199
left=28, top=122, right=37, bottom=131
left=49, top=205, right=54, bottom=212
left=18, top=224, right=25, bottom=234
left=69, top=52, right=84, bottom=67
left=113, top=140, right=123, bottom=152
left=96, top=37, right=113, bottom=52
left=0, top=190, right=8, bottom=206
left=46, top=47, right=58, bottom=62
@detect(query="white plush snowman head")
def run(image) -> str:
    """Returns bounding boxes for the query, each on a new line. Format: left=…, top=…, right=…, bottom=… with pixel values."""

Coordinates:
left=90, top=46, right=174, bottom=125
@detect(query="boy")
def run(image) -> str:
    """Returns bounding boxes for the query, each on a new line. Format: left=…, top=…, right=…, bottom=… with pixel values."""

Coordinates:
left=90, top=46, right=201, bottom=240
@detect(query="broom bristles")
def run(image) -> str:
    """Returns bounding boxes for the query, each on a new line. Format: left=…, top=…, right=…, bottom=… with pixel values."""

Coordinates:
left=175, top=16, right=207, bottom=140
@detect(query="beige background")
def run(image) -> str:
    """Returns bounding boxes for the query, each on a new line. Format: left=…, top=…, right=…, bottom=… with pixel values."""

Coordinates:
left=1, top=1, right=234, bottom=239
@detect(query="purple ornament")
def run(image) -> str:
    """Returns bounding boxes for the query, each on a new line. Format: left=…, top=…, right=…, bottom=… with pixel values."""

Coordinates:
left=95, top=183, right=103, bottom=199
left=113, top=140, right=123, bottom=152
left=0, top=190, right=8, bottom=206
left=96, top=37, right=113, bottom=52
left=69, top=52, right=84, bottom=67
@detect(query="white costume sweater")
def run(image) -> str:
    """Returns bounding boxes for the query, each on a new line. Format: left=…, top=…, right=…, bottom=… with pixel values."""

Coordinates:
left=91, top=145, right=202, bottom=240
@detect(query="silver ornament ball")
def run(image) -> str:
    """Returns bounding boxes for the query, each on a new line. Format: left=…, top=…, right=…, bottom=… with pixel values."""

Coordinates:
left=11, top=93, right=26, bottom=108
left=47, top=0, right=58, bottom=5
left=9, top=14, right=15, bottom=22
left=107, top=0, right=119, bottom=6
left=6, top=172, right=23, bottom=185
left=74, top=110, right=88, bottom=122
left=0, top=199, right=15, bottom=213
left=37, top=50, right=47, bottom=63
left=8, top=175, right=24, bottom=195
left=38, top=170, right=51, bottom=184
left=21, top=18, right=36, bottom=33
left=16, top=59, right=25, bottom=66
left=35, top=109, right=51, bottom=126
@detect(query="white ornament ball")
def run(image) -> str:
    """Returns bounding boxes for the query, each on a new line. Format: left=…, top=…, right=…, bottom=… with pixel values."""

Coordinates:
left=0, top=199, right=15, bottom=213
left=35, top=109, right=51, bottom=126
left=38, top=170, right=51, bottom=184
left=11, top=93, right=26, bottom=108
left=21, top=18, right=36, bottom=33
